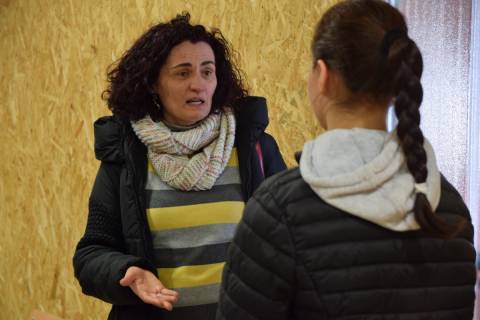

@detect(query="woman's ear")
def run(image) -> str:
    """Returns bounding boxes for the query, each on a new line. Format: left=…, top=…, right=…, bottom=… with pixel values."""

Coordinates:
left=316, top=59, right=329, bottom=94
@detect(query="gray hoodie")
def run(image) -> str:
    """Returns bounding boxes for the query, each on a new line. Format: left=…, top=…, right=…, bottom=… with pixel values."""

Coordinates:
left=299, top=128, right=441, bottom=231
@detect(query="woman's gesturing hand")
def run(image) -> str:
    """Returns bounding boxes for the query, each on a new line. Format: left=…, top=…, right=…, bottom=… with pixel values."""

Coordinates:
left=120, top=266, right=179, bottom=310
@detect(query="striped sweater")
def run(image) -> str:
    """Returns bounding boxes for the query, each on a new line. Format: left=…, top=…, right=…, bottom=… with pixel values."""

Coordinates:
left=145, top=148, right=244, bottom=319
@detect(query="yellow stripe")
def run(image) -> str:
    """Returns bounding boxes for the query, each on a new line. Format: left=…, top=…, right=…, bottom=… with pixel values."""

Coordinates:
left=148, top=161, right=154, bottom=172
left=227, top=148, right=238, bottom=167
left=158, top=262, right=225, bottom=289
left=147, top=201, right=244, bottom=231
left=148, top=148, right=238, bottom=172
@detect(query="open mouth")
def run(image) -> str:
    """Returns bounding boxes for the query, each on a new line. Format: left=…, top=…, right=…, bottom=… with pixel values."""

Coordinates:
left=186, top=98, right=205, bottom=106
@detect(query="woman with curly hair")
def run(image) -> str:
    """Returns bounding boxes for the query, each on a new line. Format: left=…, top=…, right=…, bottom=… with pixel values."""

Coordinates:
left=217, top=1, right=476, bottom=319
left=73, top=13, right=286, bottom=320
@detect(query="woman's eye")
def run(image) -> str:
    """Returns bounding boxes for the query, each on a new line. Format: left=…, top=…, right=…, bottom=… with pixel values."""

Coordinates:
left=203, top=69, right=214, bottom=77
left=177, top=71, right=189, bottom=77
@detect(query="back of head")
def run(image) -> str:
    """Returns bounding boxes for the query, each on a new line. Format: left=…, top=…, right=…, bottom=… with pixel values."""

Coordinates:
left=311, top=0, right=463, bottom=238
left=312, top=0, right=419, bottom=98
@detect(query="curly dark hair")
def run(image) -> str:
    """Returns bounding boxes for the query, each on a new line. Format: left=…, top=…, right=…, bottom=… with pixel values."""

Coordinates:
left=312, top=0, right=464, bottom=238
left=102, top=13, right=248, bottom=121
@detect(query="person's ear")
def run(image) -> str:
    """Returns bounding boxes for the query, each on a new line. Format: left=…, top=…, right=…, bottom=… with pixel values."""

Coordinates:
left=316, top=59, right=329, bottom=94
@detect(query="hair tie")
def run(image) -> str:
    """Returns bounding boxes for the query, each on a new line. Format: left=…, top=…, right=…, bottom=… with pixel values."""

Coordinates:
left=381, top=28, right=407, bottom=55
left=414, top=182, right=428, bottom=195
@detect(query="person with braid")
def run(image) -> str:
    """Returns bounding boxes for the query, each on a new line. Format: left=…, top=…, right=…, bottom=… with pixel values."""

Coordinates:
left=217, top=1, right=476, bottom=319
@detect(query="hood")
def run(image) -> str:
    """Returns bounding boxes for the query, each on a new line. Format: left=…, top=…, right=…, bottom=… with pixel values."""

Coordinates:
left=299, top=128, right=441, bottom=231
left=234, top=96, right=269, bottom=139
left=93, top=116, right=126, bottom=163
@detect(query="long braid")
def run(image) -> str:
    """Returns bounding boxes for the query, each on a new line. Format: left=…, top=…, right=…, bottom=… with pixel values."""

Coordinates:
left=392, top=38, right=464, bottom=238
left=312, top=0, right=466, bottom=238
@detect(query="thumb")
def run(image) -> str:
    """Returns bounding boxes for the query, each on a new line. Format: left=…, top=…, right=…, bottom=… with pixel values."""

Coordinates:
left=119, top=266, right=140, bottom=287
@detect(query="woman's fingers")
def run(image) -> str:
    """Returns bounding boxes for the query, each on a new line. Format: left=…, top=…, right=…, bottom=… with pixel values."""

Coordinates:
left=152, top=286, right=178, bottom=300
left=160, top=288, right=179, bottom=297
left=140, top=291, right=177, bottom=310
left=162, top=301, right=173, bottom=311
left=140, top=293, right=165, bottom=308
left=157, top=292, right=179, bottom=304
left=119, top=270, right=138, bottom=287
left=119, top=266, right=143, bottom=287
left=119, top=266, right=179, bottom=310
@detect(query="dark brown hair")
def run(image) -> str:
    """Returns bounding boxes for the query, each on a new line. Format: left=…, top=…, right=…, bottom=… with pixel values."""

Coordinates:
left=102, top=12, right=248, bottom=121
left=311, top=0, right=463, bottom=238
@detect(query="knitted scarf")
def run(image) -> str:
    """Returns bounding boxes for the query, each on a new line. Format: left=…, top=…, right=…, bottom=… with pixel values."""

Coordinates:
left=131, top=109, right=236, bottom=191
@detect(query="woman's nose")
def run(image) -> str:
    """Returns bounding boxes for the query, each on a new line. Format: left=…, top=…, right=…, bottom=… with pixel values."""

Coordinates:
left=189, top=73, right=206, bottom=91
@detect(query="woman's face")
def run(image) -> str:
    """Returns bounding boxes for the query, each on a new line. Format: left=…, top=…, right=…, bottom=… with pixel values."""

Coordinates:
left=155, top=41, right=217, bottom=126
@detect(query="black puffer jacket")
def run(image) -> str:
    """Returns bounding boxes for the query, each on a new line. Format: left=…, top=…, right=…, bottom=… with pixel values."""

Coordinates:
left=217, top=168, right=476, bottom=320
left=73, top=97, right=287, bottom=320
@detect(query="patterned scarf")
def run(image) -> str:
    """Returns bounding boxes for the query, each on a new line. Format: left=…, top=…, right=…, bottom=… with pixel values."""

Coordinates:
left=131, top=109, right=236, bottom=191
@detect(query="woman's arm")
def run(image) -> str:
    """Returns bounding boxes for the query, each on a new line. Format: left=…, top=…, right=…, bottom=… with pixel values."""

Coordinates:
left=73, top=162, right=155, bottom=305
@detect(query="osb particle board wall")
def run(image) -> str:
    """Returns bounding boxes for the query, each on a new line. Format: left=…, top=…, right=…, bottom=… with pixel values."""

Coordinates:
left=0, top=1, right=338, bottom=319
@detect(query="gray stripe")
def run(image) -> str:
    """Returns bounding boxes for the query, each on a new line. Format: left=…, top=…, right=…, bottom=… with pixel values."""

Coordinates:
left=173, top=284, right=220, bottom=307
left=146, top=166, right=241, bottom=191
left=146, top=184, right=243, bottom=208
left=154, top=242, right=229, bottom=268
left=152, top=224, right=237, bottom=249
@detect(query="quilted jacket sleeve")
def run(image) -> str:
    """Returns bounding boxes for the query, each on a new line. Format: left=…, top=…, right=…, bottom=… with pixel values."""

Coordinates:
left=217, top=180, right=296, bottom=320
left=73, top=161, right=155, bottom=305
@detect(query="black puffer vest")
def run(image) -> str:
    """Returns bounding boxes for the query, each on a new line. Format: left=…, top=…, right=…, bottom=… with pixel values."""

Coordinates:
left=218, top=168, right=476, bottom=320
